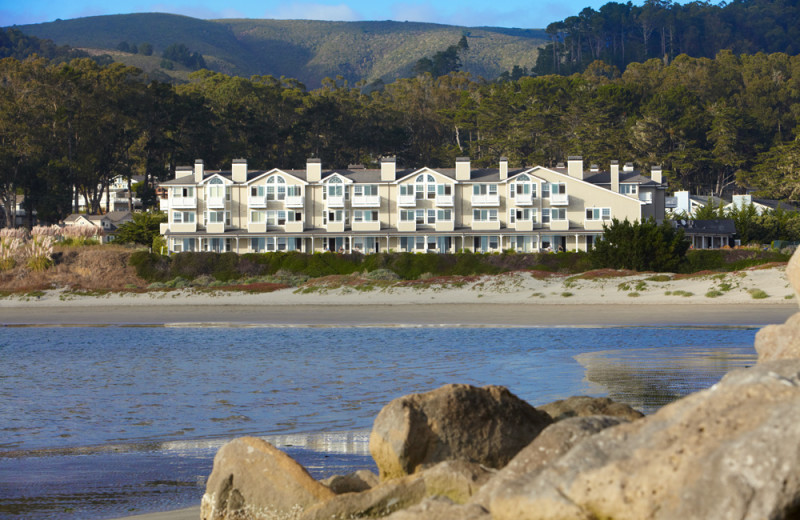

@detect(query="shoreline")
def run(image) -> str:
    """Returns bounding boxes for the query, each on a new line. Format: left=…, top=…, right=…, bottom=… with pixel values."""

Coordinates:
left=1, top=303, right=796, bottom=327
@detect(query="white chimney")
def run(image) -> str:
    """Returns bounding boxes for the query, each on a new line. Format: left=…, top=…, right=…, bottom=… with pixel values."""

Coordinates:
left=175, top=165, right=192, bottom=180
left=194, top=159, right=204, bottom=183
left=499, top=157, right=508, bottom=180
left=306, top=158, right=321, bottom=182
left=675, top=190, right=690, bottom=215
left=567, top=156, right=584, bottom=180
left=380, top=157, right=396, bottom=181
left=456, top=157, right=471, bottom=181
left=610, top=160, right=620, bottom=193
left=651, top=165, right=663, bottom=184
left=623, top=162, right=635, bottom=172
left=232, top=159, right=247, bottom=183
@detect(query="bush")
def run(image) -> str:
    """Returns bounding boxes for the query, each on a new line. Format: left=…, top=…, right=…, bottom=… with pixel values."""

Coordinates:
left=590, top=218, right=690, bottom=272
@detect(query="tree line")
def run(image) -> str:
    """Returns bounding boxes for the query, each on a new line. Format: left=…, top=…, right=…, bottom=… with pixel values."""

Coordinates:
left=3, top=48, right=800, bottom=226
left=534, top=0, right=800, bottom=76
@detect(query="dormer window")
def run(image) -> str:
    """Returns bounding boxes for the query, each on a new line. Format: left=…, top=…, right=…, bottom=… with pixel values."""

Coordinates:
left=266, top=175, right=286, bottom=200
left=208, top=178, right=224, bottom=199
left=415, top=174, right=436, bottom=200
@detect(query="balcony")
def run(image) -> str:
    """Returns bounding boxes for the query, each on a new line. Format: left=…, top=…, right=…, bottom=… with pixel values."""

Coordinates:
left=398, top=194, right=416, bottom=207
left=326, top=220, right=345, bottom=232
left=435, top=195, right=453, bottom=207
left=170, top=196, right=196, bottom=209
left=160, top=223, right=169, bottom=234
left=285, top=195, right=304, bottom=208
left=514, top=194, right=534, bottom=205
left=397, top=220, right=416, bottom=232
left=435, top=220, right=454, bottom=232
left=206, top=196, right=225, bottom=209
left=549, top=220, right=570, bottom=231
left=472, top=194, right=500, bottom=207
left=550, top=193, right=569, bottom=206
left=514, top=220, right=534, bottom=231
left=326, top=196, right=345, bottom=208
left=159, top=199, right=169, bottom=211
left=351, top=195, right=380, bottom=208
left=352, top=221, right=381, bottom=232
left=248, top=222, right=267, bottom=233
left=248, top=196, right=267, bottom=208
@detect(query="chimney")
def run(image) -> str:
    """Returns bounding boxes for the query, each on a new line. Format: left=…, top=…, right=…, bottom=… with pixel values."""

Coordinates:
left=590, top=164, right=599, bottom=173
left=651, top=165, right=663, bottom=184
left=175, top=165, right=192, bottom=180
left=623, top=162, right=635, bottom=172
left=610, top=160, right=620, bottom=193
left=232, top=159, right=247, bottom=183
left=194, top=159, right=204, bottom=183
left=499, top=157, right=508, bottom=180
left=306, top=158, right=321, bottom=182
left=456, top=157, right=471, bottom=181
left=380, top=157, right=396, bottom=181
left=567, top=156, right=584, bottom=180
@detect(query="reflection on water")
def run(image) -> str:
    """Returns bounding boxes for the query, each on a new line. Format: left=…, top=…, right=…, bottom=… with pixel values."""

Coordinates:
left=576, top=346, right=756, bottom=414
left=0, top=325, right=759, bottom=519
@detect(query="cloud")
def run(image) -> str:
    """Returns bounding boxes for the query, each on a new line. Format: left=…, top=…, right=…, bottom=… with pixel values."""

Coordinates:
left=265, top=3, right=361, bottom=21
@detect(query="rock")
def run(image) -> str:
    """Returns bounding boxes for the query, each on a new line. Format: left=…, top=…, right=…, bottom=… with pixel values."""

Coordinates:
left=383, top=497, right=490, bottom=520
left=471, top=415, right=626, bottom=508
left=300, top=460, right=492, bottom=520
left=538, top=395, right=643, bottom=421
left=490, top=360, right=800, bottom=520
left=201, top=437, right=335, bottom=520
left=786, top=246, right=800, bottom=303
left=369, top=384, right=552, bottom=479
left=321, top=470, right=380, bottom=494
left=755, top=312, right=800, bottom=362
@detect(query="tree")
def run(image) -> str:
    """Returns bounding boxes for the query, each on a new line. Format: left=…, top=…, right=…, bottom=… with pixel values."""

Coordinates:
left=590, top=217, right=690, bottom=272
left=113, top=211, right=166, bottom=245
left=139, top=43, right=153, bottom=56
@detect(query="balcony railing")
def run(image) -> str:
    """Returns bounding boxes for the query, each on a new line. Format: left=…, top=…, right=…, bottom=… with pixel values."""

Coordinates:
left=472, top=194, right=500, bottom=206
left=285, top=195, right=304, bottom=208
left=435, top=195, right=454, bottom=207
left=248, top=196, right=267, bottom=208
left=397, top=194, right=416, bottom=207
left=326, top=196, right=345, bottom=208
left=206, top=196, right=225, bottom=209
left=550, top=193, right=569, bottom=206
left=159, top=199, right=169, bottom=211
left=351, top=195, right=380, bottom=207
left=170, top=196, right=196, bottom=209
left=514, top=194, right=534, bottom=205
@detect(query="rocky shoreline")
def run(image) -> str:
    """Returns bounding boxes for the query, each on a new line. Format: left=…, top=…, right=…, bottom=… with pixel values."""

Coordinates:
left=190, top=254, right=800, bottom=520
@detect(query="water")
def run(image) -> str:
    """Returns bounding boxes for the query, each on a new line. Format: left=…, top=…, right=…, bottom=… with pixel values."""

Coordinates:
left=0, top=325, right=758, bottom=519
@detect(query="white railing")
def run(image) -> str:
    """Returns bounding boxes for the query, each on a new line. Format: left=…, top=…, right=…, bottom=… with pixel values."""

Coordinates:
left=206, top=196, right=225, bottom=209
left=248, top=196, right=267, bottom=208
left=170, top=197, right=196, bottom=209
left=472, top=194, right=500, bottom=206
left=514, top=194, right=533, bottom=205
left=397, top=194, right=416, bottom=206
left=550, top=193, right=569, bottom=206
left=326, top=196, right=345, bottom=208
left=159, top=199, right=169, bottom=211
left=351, top=195, right=380, bottom=207
left=285, top=195, right=304, bottom=208
left=435, top=195, right=453, bottom=207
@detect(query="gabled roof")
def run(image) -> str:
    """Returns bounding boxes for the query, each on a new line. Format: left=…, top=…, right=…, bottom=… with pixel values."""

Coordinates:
left=671, top=219, right=737, bottom=235
left=583, top=170, right=661, bottom=186
left=105, top=210, right=133, bottom=223
left=246, top=168, right=308, bottom=185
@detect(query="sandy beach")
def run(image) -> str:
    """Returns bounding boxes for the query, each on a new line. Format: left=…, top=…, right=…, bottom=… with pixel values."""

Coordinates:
left=1, top=265, right=796, bottom=327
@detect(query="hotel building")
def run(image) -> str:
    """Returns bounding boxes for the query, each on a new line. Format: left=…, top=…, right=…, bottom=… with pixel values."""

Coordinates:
left=158, top=156, right=666, bottom=254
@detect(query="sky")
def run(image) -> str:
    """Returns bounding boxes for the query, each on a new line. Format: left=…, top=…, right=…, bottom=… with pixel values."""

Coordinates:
left=0, top=0, right=628, bottom=30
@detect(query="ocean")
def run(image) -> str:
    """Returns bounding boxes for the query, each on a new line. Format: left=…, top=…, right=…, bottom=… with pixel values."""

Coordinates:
left=0, top=325, right=758, bottom=519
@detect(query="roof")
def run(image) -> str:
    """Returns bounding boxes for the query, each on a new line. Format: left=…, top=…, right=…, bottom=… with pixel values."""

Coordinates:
left=583, top=170, right=660, bottom=186
left=751, top=198, right=800, bottom=212
left=105, top=210, right=133, bottom=223
left=671, top=219, right=737, bottom=235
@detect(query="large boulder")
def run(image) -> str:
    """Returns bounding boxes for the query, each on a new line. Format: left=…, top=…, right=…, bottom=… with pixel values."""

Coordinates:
left=369, top=384, right=552, bottom=479
left=300, top=460, right=492, bottom=520
left=201, top=437, right=335, bottom=520
left=490, top=360, right=800, bottom=520
left=755, top=312, right=800, bottom=362
left=471, top=415, right=626, bottom=508
left=538, top=396, right=643, bottom=422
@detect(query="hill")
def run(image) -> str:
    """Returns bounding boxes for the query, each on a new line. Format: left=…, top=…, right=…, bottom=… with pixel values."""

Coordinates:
left=11, top=14, right=547, bottom=87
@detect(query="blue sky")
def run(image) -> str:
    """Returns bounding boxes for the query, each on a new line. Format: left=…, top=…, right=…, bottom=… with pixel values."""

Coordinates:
left=1, top=0, right=625, bottom=30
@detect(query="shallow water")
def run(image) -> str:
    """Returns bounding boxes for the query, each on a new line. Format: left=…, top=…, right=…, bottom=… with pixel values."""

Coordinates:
left=0, top=325, right=757, bottom=519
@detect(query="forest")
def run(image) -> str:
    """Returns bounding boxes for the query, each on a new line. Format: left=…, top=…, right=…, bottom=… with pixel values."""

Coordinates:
left=2, top=44, right=800, bottom=227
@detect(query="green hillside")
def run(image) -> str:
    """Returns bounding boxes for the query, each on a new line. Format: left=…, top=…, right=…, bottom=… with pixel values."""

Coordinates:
left=12, top=14, right=546, bottom=87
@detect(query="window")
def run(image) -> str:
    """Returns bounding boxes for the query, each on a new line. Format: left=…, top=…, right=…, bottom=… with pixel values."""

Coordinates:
left=542, top=209, right=550, bottom=224
left=416, top=209, right=425, bottom=225
left=437, top=184, right=452, bottom=196
left=207, top=178, right=224, bottom=199
left=510, top=208, right=532, bottom=223
left=620, top=184, right=638, bottom=195
left=287, top=185, right=301, bottom=197
left=250, top=210, right=266, bottom=223
left=400, top=184, right=414, bottom=197
left=437, top=209, right=452, bottom=221
left=473, top=184, right=498, bottom=196
left=355, top=184, right=378, bottom=196
left=427, top=209, right=436, bottom=223
left=585, top=208, right=611, bottom=221
left=400, top=210, right=415, bottom=222
left=173, top=211, right=195, bottom=223
left=251, top=185, right=265, bottom=198
left=354, top=210, right=379, bottom=222
left=550, top=208, right=566, bottom=220
left=542, top=183, right=550, bottom=198
left=288, top=211, right=302, bottom=222
left=473, top=209, right=498, bottom=221
left=325, top=210, right=346, bottom=223
left=173, top=187, right=194, bottom=198
left=415, top=174, right=436, bottom=200
left=551, top=183, right=566, bottom=195
left=208, top=210, right=225, bottom=224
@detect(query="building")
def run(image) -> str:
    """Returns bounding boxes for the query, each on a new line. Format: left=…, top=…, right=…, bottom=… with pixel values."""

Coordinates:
left=74, top=175, right=143, bottom=213
left=63, top=211, right=133, bottom=243
left=667, top=191, right=728, bottom=218
left=671, top=219, right=737, bottom=249
left=157, top=157, right=666, bottom=254
left=724, top=194, right=800, bottom=215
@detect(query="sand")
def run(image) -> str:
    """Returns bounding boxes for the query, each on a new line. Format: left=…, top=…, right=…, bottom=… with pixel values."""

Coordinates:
left=1, top=265, right=796, bottom=327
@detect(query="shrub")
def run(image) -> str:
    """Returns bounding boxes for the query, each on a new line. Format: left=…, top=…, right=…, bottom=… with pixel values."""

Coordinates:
left=366, top=268, right=400, bottom=281
left=749, top=288, right=769, bottom=299
left=590, top=218, right=690, bottom=272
